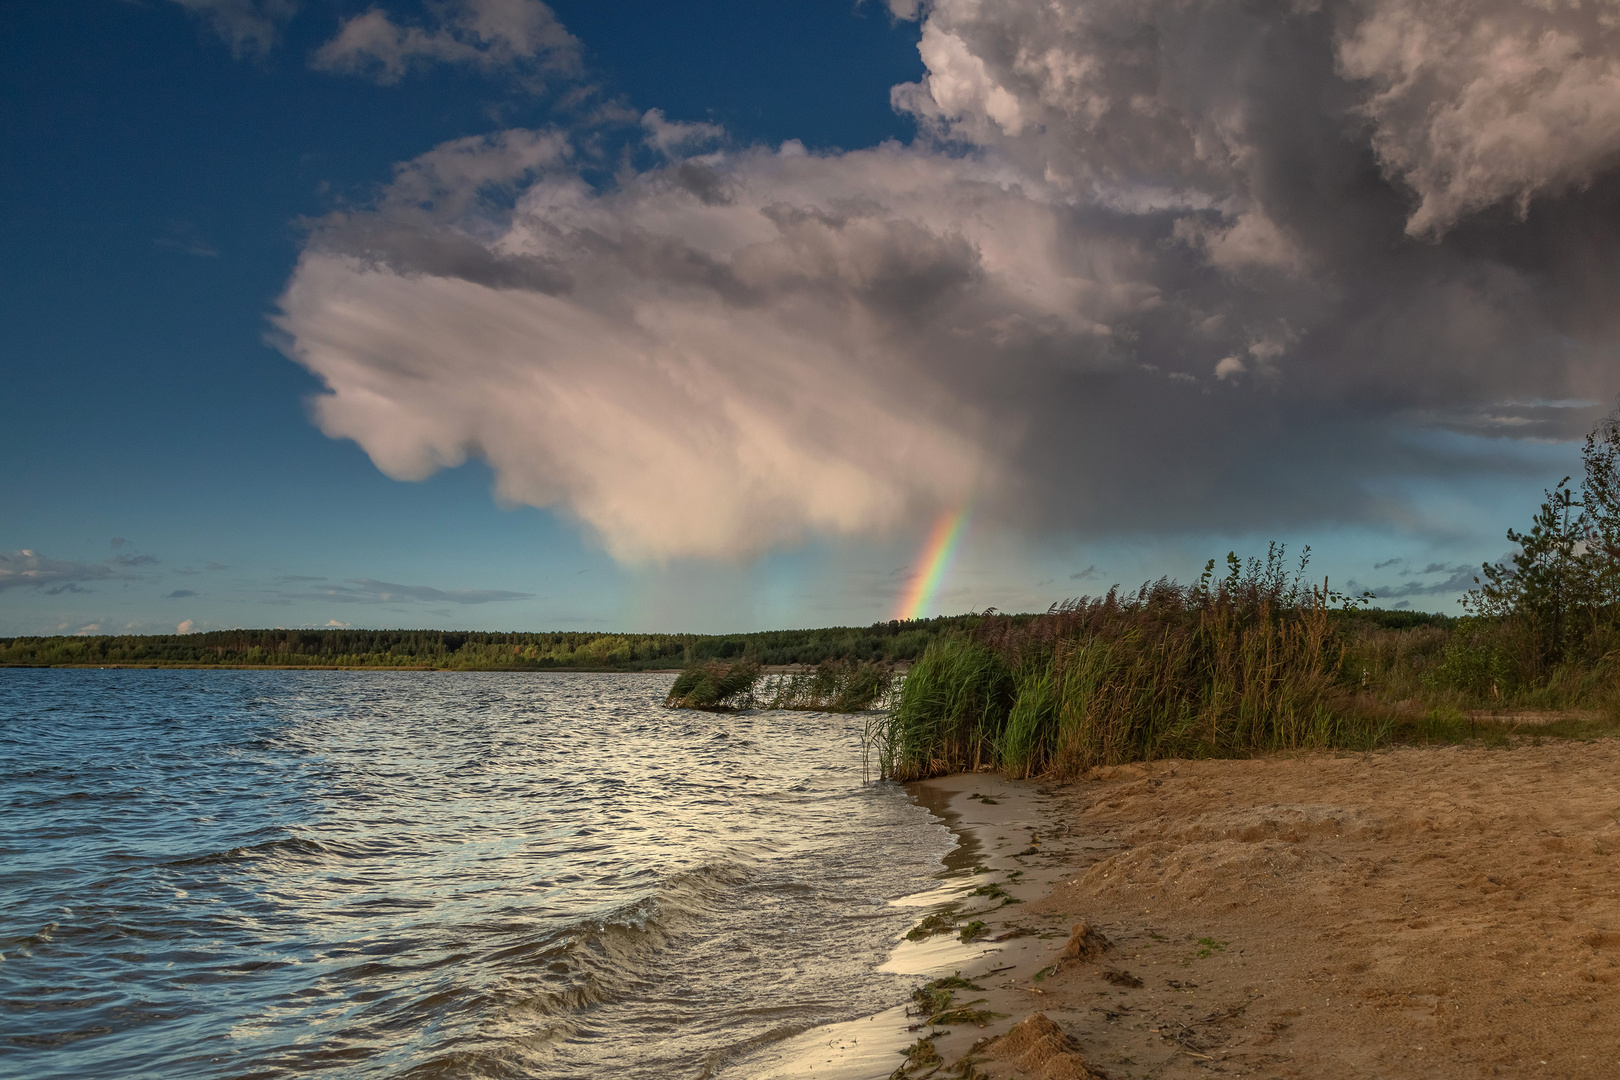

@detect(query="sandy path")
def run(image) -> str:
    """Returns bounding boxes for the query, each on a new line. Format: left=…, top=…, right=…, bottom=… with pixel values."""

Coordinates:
left=911, top=740, right=1620, bottom=1079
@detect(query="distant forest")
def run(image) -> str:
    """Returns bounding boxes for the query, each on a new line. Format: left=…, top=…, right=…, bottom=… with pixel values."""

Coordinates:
left=0, top=609, right=1449, bottom=671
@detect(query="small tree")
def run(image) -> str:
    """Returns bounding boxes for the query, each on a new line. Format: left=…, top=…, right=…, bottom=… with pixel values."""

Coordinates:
left=1465, top=477, right=1583, bottom=670
left=1578, top=407, right=1620, bottom=635
left=1464, top=401, right=1620, bottom=673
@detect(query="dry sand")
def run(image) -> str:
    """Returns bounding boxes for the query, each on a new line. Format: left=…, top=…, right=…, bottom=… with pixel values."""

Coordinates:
left=906, top=739, right=1620, bottom=1080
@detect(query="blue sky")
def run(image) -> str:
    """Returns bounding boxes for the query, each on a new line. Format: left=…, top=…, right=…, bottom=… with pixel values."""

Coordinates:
left=2, top=0, right=1612, bottom=636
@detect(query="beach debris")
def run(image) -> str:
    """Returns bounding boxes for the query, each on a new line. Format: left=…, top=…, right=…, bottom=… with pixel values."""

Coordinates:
left=1102, top=969, right=1143, bottom=988
left=906, top=911, right=958, bottom=941
left=985, top=1013, right=1107, bottom=1079
left=911, top=975, right=983, bottom=1017
left=1061, top=921, right=1112, bottom=963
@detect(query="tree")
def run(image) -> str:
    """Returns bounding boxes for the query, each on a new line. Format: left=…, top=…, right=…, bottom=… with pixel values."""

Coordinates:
left=1578, top=405, right=1620, bottom=633
left=1464, top=400, right=1620, bottom=670
left=1466, top=477, right=1583, bottom=667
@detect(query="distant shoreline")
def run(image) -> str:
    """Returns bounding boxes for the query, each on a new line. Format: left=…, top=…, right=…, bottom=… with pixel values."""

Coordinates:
left=0, top=621, right=978, bottom=673
left=0, top=663, right=686, bottom=672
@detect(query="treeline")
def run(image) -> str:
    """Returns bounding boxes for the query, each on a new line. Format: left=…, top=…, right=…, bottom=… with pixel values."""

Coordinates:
left=0, top=618, right=983, bottom=670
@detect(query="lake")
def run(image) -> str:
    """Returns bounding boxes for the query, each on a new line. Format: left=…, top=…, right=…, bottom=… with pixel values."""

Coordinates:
left=0, top=670, right=956, bottom=1079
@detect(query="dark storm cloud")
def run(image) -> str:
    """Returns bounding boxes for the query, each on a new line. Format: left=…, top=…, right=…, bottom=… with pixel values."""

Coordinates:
left=275, top=0, right=1620, bottom=561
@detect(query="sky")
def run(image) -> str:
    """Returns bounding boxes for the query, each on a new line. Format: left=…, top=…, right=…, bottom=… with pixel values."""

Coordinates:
left=3, top=0, right=1617, bottom=637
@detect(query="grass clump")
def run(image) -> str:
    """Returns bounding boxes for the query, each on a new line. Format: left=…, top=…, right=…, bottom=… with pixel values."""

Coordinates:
left=879, top=637, right=1016, bottom=779
left=664, top=658, right=762, bottom=710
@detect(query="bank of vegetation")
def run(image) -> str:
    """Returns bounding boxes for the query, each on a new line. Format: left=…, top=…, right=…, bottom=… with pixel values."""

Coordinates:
left=867, top=407, right=1620, bottom=780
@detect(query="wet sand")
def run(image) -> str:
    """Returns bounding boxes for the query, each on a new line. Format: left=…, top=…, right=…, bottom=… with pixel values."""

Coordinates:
left=902, top=739, right=1620, bottom=1079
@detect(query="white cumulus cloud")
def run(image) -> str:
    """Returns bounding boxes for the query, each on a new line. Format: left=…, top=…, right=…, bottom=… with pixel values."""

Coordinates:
left=274, top=0, right=1620, bottom=562
left=278, top=133, right=1152, bottom=559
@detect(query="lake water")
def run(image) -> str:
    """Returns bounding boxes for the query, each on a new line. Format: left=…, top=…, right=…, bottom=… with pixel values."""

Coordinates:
left=0, top=670, right=957, bottom=1079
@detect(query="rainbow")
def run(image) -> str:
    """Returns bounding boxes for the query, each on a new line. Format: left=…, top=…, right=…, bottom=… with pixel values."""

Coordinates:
left=895, top=506, right=970, bottom=621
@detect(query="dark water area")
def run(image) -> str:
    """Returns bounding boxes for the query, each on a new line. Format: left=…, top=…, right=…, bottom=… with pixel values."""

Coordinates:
left=0, top=670, right=955, bottom=1079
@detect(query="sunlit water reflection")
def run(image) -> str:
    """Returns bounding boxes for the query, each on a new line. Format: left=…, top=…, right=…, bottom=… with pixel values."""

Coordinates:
left=0, top=670, right=953, bottom=1079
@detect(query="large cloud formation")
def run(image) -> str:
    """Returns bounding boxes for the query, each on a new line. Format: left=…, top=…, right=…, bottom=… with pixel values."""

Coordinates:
left=276, top=0, right=1620, bottom=561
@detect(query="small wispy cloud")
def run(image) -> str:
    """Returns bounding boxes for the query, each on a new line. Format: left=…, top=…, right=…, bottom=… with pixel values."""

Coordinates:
left=0, top=549, right=156, bottom=593
left=168, top=0, right=296, bottom=58
left=311, top=0, right=579, bottom=86
left=156, top=220, right=220, bottom=258
left=266, top=576, right=532, bottom=606
left=1353, top=562, right=1482, bottom=601
left=166, top=589, right=199, bottom=599
left=346, top=578, right=533, bottom=604
left=641, top=109, right=725, bottom=158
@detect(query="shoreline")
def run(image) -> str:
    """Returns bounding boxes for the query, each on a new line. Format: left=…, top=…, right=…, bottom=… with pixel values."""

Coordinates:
left=726, top=770, right=1096, bottom=1079
left=749, top=737, right=1620, bottom=1079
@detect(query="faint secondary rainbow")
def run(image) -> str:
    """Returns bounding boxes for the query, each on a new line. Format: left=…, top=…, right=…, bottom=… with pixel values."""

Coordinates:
left=896, top=505, right=970, bottom=621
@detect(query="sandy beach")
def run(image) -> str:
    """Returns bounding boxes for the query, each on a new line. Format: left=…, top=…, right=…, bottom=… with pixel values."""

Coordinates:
left=893, top=738, right=1620, bottom=1079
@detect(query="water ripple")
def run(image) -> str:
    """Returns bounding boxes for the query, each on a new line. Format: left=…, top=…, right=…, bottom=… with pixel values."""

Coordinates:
left=0, top=670, right=951, bottom=1079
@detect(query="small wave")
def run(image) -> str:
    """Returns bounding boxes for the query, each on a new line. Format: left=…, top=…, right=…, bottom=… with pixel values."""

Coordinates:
left=165, top=832, right=380, bottom=868
left=486, top=862, right=757, bottom=1020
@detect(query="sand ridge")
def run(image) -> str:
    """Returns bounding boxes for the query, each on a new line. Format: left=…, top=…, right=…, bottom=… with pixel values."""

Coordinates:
left=908, top=740, right=1620, bottom=1079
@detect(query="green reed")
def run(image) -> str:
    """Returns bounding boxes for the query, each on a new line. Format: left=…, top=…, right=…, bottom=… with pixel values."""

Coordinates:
left=876, top=547, right=1391, bottom=780
left=665, top=658, right=764, bottom=710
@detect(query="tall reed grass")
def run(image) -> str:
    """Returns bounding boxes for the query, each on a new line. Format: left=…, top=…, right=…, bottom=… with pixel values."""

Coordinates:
left=875, top=548, right=1388, bottom=780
